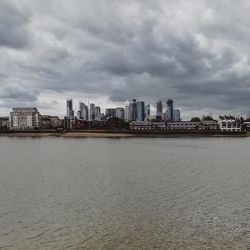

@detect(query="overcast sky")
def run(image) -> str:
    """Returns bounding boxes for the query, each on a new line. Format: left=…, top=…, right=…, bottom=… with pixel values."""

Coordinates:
left=0, top=0, right=250, bottom=119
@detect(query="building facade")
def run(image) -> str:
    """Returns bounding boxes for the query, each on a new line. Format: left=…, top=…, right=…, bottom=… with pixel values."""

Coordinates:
left=166, top=120, right=219, bottom=130
left=0, top=117, right=9, bottom=130
left=10, top=108, right=41, bottom=130
left=218, top=116, right=243, bottom=132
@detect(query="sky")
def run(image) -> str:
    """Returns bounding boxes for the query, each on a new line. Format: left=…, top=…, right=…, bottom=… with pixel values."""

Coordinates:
left=0, top=0, right=250, bottom=119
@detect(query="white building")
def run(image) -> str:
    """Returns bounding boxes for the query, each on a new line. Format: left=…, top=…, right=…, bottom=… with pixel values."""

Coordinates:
left=218, top=116, right=242, bottom=132
left=10, top=108, right=41, bottom=130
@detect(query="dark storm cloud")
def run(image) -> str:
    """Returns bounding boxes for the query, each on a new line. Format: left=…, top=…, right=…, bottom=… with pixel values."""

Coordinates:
left=0, top=86, right=39, bottom=108
left=0, top=87, right=38, bottom=101
left=0, top=0, right=30, bottom=48
left=1, top=0, right=250, bottom=116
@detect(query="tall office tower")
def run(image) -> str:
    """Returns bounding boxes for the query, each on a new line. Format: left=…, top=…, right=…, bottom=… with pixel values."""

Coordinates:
left=89, top=103, right=95, bottom=121
left=129, top=99, right=137, bottom=121
left=136, top=101, right=145, bottom=121
left=247, top=112, right=250, bottom=119
left=145, top=104, right=150, bottom=118
left=105, top=108, right=115, bottom=119
left=156, top=100, right=163, bottom=120
left=100, top=113, right=105, bottom=120
left=66, top=99, right=74, bottom=118
left=115, top=108, right=125, bottom=120
left=95, top=106, right=101, bottom=121
left=124, top=106, right=129, bottom=121
left=77, top=110, right=82, bottom=120
left=79, top=102, right=89, bottom=121
left=174, top=109, right=181, bottom=121
left=167, top=99, right=174, bottom=121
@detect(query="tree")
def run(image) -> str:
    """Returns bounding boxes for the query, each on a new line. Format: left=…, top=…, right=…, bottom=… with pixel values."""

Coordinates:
left=191, top=117, right=201, bottom=122
left=202, top=116, right=214, bottom=121
left=245, top=118, right=250, bottom=122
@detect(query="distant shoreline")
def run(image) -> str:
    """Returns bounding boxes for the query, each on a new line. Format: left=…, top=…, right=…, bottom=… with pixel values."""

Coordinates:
left=0, top=130, right=248, bottom=138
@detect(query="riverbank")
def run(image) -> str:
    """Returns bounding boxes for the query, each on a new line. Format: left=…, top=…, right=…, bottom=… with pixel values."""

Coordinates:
left=0, top=130, right=249, bottom=138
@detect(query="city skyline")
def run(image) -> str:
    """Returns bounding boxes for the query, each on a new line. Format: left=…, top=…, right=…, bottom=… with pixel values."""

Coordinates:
left=1, top=1, right=250, bottom=119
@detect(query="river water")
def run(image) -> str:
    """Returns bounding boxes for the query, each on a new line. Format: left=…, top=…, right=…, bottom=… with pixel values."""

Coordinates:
left=0, top=137, right=250, bottom=249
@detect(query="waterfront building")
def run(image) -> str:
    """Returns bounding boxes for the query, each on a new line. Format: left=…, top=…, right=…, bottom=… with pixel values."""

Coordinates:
left=115, top=108, right=125, bottom=120
left=166, top=120, right=219, bottom=130
left=218, top=116, right=243, bottom=132
left=9, top=107, right=41, bottom=130
left=50, top=116, right=62, bottom=128
left=64, top=116, right=75, bottom=130
left=129, top=99, right=137, bottom=121
left=130, top=121, right=166, bottom=130
left=136, top=101, right=145, bottom=121
left=66, top=99, right=74, bottom=118
left=105, top=108, right=115, bottom=120
left=244, top=121, right=250, bottom=131
left=89, top=103, right=95, bottom=121
left=41, top=115, right=62, bottom=129
left=0, top=117, right=9, bottom=130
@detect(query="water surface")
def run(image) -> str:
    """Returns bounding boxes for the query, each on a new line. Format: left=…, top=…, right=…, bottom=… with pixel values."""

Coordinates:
left=0, top=137, right=250, bottom=249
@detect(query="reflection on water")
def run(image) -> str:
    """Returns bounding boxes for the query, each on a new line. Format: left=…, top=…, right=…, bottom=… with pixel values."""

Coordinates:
left=0, top=137, right=250, bottom=249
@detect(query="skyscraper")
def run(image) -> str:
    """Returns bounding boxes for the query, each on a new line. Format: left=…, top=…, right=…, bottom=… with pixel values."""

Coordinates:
left=95, top=106, right=101, bottom=121
left=79, top=102, right=89, bottom=121
left=66, top=99, right=74, bottom=118
left=145, top=104, right=150, bottom=119
left=173, top=109, right=181, bottom=121
left=167, top=99, right=174, bottom=121
left=136, top=101, right=145, bottom=121
left=115, top=108, right=125, bottom=120
left=105, top=108, right=115, bottom=119
left=129, top=99, right=137, bottom=121
left=89, top=103, right=95, bottom=121
left=156, top=100, right=163, bottom=120
left=124, top=106, right=129, bottom=121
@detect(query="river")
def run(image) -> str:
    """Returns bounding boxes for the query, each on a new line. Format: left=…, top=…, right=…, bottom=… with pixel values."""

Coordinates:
left=0, top=137, right=249, bottom=249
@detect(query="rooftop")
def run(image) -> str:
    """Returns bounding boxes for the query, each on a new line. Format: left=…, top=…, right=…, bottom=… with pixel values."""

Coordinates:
left=12, top=107, right=38, bottom=112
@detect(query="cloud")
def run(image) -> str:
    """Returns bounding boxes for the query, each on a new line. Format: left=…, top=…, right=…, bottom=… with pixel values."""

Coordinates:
left=0, top=0, right=31, bottom=49
left=0, top=0, right=250, bottom=118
